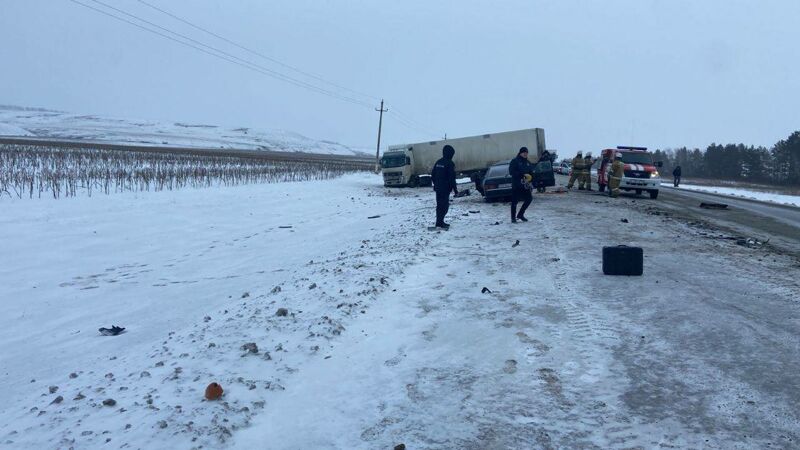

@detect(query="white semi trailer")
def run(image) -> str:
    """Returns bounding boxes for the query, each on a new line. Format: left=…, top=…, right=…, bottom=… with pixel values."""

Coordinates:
left=380, top=128, right=546, bottom=187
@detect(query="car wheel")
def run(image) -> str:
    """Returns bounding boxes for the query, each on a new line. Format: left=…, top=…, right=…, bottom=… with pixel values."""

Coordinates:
left=649, top=190, right=659, bottom=199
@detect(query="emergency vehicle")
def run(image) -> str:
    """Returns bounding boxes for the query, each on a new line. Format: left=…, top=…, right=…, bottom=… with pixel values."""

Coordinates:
left=601, top=146, right=663, bottom=199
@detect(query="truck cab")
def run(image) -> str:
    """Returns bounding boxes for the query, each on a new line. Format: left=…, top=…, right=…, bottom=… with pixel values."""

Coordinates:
left=380, top=145, right=427, bottom=187
left=606, top=146, right=663, bottom=199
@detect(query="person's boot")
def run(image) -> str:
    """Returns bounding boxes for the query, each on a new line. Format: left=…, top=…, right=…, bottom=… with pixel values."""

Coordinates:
left=516, top=215, right=528, bottom=222
left=440, top=222, right=450, bottom=229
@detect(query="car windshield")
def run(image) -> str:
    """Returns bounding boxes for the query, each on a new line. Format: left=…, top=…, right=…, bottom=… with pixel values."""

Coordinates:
left=381, top=154, right=406, bottom=168
left=621, top=152, right=654, bottom=165
left=486, top=164, right=509, bottom=178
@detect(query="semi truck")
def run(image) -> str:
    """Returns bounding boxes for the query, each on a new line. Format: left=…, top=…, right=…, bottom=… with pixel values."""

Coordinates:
left=380, top=128, right=546, bottom=187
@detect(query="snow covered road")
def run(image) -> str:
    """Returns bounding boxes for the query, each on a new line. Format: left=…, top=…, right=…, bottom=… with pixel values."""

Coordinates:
left=2, top=174, right=799, bottom=449
left=236, top=187, right=800, bottom=449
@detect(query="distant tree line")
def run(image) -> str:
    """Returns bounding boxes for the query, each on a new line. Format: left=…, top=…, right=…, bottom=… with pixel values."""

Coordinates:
left=653, top=130, right=800, bottom=186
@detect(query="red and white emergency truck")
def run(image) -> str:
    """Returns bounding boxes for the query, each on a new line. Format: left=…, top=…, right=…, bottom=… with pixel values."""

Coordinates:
left=601, top=146, right=663, bottom=199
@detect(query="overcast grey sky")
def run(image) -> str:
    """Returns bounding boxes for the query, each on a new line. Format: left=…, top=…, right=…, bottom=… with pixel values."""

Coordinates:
left=1, top=0, right=798, bottom=153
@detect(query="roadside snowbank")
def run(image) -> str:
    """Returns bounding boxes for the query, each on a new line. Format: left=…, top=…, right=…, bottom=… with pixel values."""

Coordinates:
left=665, top=183, right=800, bottom=207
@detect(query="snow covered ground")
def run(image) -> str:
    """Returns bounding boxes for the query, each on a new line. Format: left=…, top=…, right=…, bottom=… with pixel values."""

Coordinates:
left=0, top=105, right=367, bottom=155
left=0, top=122, right=34, bottom=136
left=2, top=175, right=799, bottom=449
left=664, top=182, right=800, bottom=208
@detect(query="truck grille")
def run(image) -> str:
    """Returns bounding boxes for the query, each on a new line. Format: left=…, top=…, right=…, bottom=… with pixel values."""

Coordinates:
left=624, top=170, right=649, bottom=179
left=383, top=172, right=403, bottom=184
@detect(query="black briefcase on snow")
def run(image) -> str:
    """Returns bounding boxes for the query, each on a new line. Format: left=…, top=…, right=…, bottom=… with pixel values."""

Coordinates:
left=602, top=245, right=643, bottom=276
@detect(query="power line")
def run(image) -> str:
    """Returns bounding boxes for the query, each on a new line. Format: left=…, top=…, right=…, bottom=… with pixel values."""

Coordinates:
left=385, top=111, right=439, bottom=139
left=86, top=0, right=373, bottom=108
left=69, top=0, right=373, bottom=109
left=135, top=0, right=379, bottom=103
left=387, top=109, right=440, bottom=138
left=135, top=0, right=441, bottom=139
left=68, top=0, right=443, bottom=140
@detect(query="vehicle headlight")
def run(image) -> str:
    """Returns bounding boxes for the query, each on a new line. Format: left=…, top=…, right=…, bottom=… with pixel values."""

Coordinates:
left=650, top=171, right=659, bottom=178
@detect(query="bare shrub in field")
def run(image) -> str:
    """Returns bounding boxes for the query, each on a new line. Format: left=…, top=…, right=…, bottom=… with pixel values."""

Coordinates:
left=0, top=144, right=370, bottom=199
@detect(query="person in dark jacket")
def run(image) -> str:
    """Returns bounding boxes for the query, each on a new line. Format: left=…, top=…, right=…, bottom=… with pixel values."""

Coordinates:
left=509, top=147, right=534, bottom=223
left=672, top=165, right=682, bottom=187
left=431, top=145, right=458, bottom=228
left=539, top=149, right=552, bottom=163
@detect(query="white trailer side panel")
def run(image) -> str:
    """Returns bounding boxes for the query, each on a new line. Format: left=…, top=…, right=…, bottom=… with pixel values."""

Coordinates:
left=409, top=128, right=544, bottom=176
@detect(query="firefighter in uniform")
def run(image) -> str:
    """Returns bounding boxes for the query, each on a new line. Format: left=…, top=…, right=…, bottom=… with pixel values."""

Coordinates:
left=597, top=150, right=611, bottom=192
left=431, top=145, right=458, bottom=228
left=608, top=152, right=625, bottom=198
left=567, top=151, right=584, bottom=189
left=583, top=152, right=594, bottom=191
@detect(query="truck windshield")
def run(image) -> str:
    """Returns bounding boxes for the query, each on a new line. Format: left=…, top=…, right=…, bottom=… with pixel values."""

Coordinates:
left=621, top=152, right=654, bottom=165
left=381, top=155, right=407, bottom=168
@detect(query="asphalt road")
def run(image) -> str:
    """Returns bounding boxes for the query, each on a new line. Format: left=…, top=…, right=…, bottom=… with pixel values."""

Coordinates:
left=555, top=174, right=800, bottom=256
left=655, top=185, right=800, bottom=255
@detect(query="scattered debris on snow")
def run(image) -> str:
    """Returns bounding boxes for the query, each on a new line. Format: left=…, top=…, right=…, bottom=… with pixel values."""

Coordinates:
left=700, top=202, right=729, bottom=210
left=98, top=325, right=125, bottom=336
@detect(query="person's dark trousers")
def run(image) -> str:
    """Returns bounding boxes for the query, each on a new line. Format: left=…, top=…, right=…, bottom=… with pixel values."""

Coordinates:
left=511, top=188, right=532, bottom=221
left=674, top=176, right=681, bottom=187
left=435, top=190, right=450, bottom=225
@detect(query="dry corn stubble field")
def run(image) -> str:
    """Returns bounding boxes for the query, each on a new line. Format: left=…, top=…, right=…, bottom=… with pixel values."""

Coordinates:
left=0, top=144, right=371, bottom=199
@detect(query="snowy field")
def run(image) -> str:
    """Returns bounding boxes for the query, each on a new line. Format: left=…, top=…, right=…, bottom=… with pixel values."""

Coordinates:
left=2, top=174, right=799, bottom=449
left=665, top=182, right=800, bottom=208
left=0, top=105, right=367, bottom=155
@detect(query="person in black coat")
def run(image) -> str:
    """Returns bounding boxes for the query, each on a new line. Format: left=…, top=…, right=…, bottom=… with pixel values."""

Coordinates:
left=509, top=147, right=534, bottom=223
left=672, top=165, right=682, bottom=187
left=431, top=145, right=458, bottom=228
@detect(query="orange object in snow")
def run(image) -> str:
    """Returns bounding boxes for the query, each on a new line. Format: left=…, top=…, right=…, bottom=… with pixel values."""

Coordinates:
left=205, top=382, right=224, bottom=400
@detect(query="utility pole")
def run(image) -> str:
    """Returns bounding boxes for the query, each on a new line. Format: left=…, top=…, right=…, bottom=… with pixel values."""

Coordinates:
left=375, top=99, right=387, bottom=173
